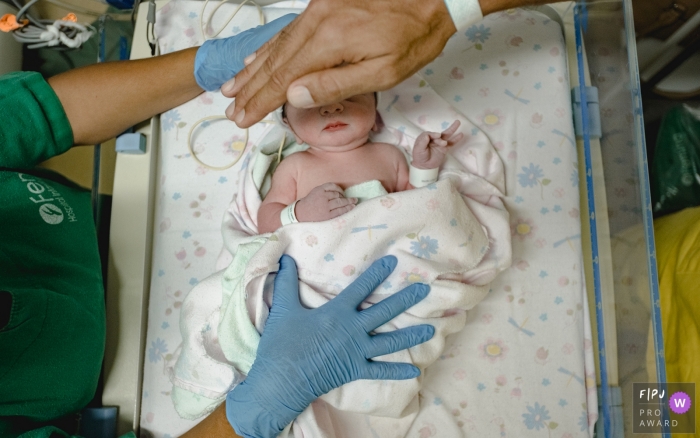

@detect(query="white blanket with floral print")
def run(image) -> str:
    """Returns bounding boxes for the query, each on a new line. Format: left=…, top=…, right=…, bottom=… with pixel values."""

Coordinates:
left=170, top=75, right=512, bottom=436
left=145, top=3, right=597, bottom=437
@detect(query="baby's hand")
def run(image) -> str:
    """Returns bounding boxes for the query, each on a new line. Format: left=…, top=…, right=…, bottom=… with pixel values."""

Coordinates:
left=412, top=120, right=463, bottom=169
left=295, top=183, right=358, bottom=222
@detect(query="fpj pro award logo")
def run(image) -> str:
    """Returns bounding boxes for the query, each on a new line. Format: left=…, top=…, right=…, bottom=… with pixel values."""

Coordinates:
left=633, top=383, right=695, bottom=434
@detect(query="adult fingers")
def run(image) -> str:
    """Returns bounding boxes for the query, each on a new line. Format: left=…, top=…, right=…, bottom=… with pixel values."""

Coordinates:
left=219, top=13, right=298, bottom=98
left=270, top=255, right=302, bottom=313
left=332, top=256, right=398, bottom=309
left=360, top=361, right=421, bottom=381
left=363, top=324, right=434, bottom=359
left=220, top=34, right=279, bottom=98
left=230, top=15, right=326, bottom=126
left=236, top=54, right=398, bottom=127
left=224, top=18, right=295, bottom=99
left=359, top=283, right=430, bottom=332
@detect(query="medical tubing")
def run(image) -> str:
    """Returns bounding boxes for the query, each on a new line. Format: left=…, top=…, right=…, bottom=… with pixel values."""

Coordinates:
left=186, top=116, right=248, bottom=170
left=200, top=0, right=262, bottom=40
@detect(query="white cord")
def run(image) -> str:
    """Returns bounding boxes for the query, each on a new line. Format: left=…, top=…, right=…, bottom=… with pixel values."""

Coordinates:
left=12, top=18, right=94, bottom=48
left=187, top=116, right=249, bottom=170
left=200, top=0, right=264, bottom=41
left=187, top=117, right=285, bottom=171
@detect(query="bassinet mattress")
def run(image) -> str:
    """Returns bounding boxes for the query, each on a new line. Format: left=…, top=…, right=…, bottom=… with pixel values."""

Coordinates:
left=139, top=2, right=597, bottom=436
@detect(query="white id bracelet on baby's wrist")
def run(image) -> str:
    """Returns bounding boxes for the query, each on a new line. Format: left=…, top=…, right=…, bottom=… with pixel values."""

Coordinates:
left=409, top=163, right=439, bottom=187
left=280, top=200, right=299, bottom=226
left=443, top=0, right=483, bottom=31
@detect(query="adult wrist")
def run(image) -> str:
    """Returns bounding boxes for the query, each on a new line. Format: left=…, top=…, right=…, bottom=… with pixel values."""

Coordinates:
left=442, top=0, right=484, bottom=31
left=194, top=39, right=230, bottom=91
left=226, top=382, right=294, bottom=438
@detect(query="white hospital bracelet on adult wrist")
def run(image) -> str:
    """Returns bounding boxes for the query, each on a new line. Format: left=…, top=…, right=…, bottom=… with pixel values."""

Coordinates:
left=409, top=164, right=440, bottom=187
left=280, top=200, right=299, bottom=226
left=443, top=0, right=484, bottom=31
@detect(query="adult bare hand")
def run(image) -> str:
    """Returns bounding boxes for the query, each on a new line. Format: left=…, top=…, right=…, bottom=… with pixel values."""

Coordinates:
left=222, top=0, right=457, bottom=128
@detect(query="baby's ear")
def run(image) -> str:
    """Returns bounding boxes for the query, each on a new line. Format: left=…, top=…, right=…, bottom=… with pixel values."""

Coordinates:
left=283, top=117, right=304, bottom=144
left=373, top=111, right=385, bottom=132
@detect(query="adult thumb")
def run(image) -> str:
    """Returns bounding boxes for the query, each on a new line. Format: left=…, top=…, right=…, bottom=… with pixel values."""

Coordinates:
left=286, top=57, right=398, bottom=109
left=271, top=254, right=302, bottom=313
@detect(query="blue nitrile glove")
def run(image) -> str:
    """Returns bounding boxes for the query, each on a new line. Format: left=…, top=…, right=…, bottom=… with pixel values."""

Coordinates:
left=194, top=13, right=298, bottom=91
left=226, top=255, right=434, bottom=438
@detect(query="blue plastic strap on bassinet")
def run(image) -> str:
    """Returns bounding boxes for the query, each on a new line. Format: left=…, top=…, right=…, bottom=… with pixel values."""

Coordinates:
left=571, top=86, right=601, bottom=139
left=574, top=5, right=611, bottom=437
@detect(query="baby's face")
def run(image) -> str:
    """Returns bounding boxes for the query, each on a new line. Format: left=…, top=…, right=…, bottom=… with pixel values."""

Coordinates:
left=284, top=93, right=377, bottom=152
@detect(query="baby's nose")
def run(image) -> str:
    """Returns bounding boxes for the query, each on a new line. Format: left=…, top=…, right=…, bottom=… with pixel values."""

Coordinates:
left=320, top=102, right=343, bottom=115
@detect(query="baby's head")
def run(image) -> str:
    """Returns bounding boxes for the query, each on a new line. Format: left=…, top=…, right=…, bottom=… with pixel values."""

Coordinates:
left=281, top=93, right=379, bottom=152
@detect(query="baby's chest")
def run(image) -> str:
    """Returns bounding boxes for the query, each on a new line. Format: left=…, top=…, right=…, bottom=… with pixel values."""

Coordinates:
left=298, top=159, right=398, bottom=194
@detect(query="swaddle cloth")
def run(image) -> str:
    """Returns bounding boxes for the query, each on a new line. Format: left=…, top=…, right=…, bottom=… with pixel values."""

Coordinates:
left=170, top=74, right=512, bottom=437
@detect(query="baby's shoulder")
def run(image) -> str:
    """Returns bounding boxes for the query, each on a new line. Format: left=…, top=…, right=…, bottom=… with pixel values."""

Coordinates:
left=276, top=150, right=309, bottom=169
left=273, top=151, right=308, bottom=180
left=368, top=142, right=406, bottom=160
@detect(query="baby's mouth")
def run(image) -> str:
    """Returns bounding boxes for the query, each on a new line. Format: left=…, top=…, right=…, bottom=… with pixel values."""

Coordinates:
left=323, top=122, right=348, bottom=131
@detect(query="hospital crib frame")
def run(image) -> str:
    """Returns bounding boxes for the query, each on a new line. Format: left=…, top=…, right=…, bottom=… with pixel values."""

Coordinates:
left=103, top=1, right=666, bottom=436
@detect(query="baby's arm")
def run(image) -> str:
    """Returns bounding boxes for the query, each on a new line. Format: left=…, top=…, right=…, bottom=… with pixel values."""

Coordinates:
left=258, top=159, right=299, bottom=234
left=396, top=154, right=411, bottom=191
left=258, top=155, right=358, bottom=233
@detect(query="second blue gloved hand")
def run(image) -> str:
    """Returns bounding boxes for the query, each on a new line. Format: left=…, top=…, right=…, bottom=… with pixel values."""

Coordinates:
left=226, top=254, right=434, bottom=438
left=194, top=13, right=298, bottom=91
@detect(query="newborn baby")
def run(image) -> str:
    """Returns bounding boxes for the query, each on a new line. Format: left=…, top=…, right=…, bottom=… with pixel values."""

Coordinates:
left=258, top=93, right=462, bottom=233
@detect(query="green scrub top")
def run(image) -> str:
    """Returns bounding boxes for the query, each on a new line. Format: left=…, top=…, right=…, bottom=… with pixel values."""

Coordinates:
left=0, top=72, right=105, bottom=438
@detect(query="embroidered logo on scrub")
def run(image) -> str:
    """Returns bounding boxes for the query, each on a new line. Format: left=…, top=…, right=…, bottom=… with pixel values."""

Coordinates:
left=39, top=203, right=64, bottom=224
left=17, top=173, right=77, bottom=225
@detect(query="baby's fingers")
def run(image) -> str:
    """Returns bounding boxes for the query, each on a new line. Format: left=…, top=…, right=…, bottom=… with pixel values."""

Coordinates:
left=430, top=138, right=448, bottom=147
left=320, top=182, right=345, bottom=198
left=329, top=203, right=355, bottom=218
left=330, top=197, right=357, bottom=210
left=448, top=132, right=464, bottom=143
left=414, top=132, right=431, bottom=149
left=441, top=120, right=461, bottom=137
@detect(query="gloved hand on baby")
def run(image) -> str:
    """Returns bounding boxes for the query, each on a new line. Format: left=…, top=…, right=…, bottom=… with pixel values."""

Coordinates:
left=226, top=255, right=434, bottom=438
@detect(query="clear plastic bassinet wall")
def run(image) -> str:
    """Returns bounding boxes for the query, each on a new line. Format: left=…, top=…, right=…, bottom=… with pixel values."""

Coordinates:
left=572, top=1, right=671, bottom=436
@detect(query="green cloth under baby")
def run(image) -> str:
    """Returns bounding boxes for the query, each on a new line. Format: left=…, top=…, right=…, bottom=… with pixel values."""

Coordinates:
left=343, top=180, right=388, bottom=203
